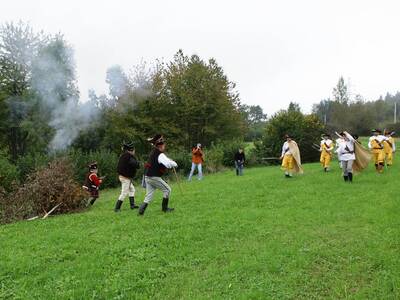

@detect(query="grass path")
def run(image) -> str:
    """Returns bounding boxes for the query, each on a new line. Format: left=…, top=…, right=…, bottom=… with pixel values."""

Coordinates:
left=1, top=162, right=399, bottom=299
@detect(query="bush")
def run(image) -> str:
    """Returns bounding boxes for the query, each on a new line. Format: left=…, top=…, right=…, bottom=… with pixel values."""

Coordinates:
left=167, top=148, right=192, bottom=175
left=0, top=158, right=87, bottom=224
left=204, top=143, right=225, bottom=173
left=0, top=155, right=19, bottom=191
left=257, top=109, right=325, bottom=163
left=219, top=140, right=247, bottom=167
left=68, top=149, right=120, bottom=189
left=382, top=123, right=400, bottom=135
left=16, top=152, right=51, bottom=181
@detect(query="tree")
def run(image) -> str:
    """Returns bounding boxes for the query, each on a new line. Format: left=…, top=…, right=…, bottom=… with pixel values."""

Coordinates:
left=333, top=76, right=349, bottom=104
left=239, top=104, right=267, bottom=141
left=138, top=50, right=245, bottom=148
left=257, top=104, right=325, bottom=163
left=0, top=22, right=48, bottom=160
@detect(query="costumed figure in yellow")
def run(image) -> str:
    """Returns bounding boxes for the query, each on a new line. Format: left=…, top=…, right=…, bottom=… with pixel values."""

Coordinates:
left=383, top=130, right=395, bottom=166
left=319, top=133, right=334, bottom=172
left=368, top=129, right=389, bottom=173
left=280, top=134, right=303, bottom=178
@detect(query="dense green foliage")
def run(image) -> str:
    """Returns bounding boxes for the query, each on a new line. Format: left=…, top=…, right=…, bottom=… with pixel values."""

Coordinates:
left=0, top=153, right=19, bottom=191
left=256, top=103, right=325, bottom=163
left=1, top=161, right=399, bottom=298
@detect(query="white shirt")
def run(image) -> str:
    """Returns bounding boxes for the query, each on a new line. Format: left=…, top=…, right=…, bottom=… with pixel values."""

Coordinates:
left=335, top=138, right=344, bottom=156
left=320, top=139, right=333, bottom=151
left=158, top=153, right=178, bottom=169
left=368, top=135, right=388, bottom=149
left=338, top=133, right=355, bottom=161
left=281, top=141, right=292, bottom=157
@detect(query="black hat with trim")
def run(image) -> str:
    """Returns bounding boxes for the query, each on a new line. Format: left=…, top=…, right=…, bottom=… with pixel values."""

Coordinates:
left=88, top=161, right=98, bottom=170
left=284, top=134, right=292, bottom=139
left=371, top=128, right=382, bottom=134
left=122, top=141, right=135, bottom=151
left=148, top=134, right=165, bottom=146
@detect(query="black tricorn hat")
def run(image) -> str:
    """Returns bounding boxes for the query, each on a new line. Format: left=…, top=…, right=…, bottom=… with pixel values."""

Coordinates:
left=371, top=128, right=382, bottom=133
left=284, top=134, right=292, bottom=139
left=148, top=134, right=165, bottom=146
left=322, top=133, right=331, bottom=138
left=122, top=141, right=135, bottom=151
left=88, top=161, right=98, bottom=170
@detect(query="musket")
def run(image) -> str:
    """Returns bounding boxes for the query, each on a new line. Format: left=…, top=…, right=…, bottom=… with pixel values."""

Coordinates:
left=312, top=144, right=321, bottom=152
left=172, top=168, right=184, bottom=197
left=261, top=157, right=281, bottom=160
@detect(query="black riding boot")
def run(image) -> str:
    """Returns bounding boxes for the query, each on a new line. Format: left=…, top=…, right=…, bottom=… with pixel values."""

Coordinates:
left=343, top=175, right=348, bottom=182
left=138, top=202, right=148, bottom=215
left=114, top=200, right=123, bottom=212
left=162, top=198, right=174, bottom=212
left=90, top=198, right=97, bottom=205
left=129, top=196, right=139, bottom=209
left=348, top=172, right=353, bottom=183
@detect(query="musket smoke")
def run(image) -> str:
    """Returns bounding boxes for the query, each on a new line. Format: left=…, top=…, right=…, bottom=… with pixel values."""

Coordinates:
left=31, top=37, right=100, bottom=151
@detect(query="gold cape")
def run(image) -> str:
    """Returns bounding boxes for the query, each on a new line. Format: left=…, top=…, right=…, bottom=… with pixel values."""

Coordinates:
left=353, top=141, right=371, bottom=172
left=288, top=141, right=304, bottom=174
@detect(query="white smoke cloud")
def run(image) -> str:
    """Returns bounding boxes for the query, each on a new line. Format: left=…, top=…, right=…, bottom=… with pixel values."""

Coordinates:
left=31, top=37, right=100, bottom=151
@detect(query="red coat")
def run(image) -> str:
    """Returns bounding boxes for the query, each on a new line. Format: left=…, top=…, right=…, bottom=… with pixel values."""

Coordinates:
left=84, top=172, right=102, bottom=198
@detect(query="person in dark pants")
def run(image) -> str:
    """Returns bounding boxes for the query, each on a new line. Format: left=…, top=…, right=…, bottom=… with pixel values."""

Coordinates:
left=138, top=134, right=178, bottom=216
left=234, top=148, right=245, bottom=176
left=114, top=142, right=140, bottom=212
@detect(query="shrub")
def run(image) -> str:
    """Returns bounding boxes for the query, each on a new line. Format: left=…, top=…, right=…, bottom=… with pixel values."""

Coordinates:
left=68, top=149, right=120, bottom=189
left=257, top=109, right=325, bottom=163
left=16, top=152, right=51, bottom=181
left=204, top=143, right=225, bottom=173
left=167, top=148, right=192, bottom=175
left=0, top=155, right=19, bottom=191
left=219, top=140, right=247, bottom=167
left=0, top=158, right=87, bottom=224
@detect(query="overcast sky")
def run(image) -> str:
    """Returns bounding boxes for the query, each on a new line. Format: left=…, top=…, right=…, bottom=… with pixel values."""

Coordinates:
left=1, top=0, right=400, bottom=115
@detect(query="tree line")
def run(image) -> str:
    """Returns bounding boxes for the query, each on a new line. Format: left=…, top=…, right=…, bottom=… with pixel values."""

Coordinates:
left=313, top=76, right=400, bottom=136
left=0, top=22, right=267, bottom=164
left=1, top=22, right=400, bottom=191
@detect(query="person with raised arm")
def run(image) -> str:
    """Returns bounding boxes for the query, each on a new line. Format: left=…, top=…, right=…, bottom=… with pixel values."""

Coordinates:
left=319, top=133, right=334, bottom=172
left=138, top=134, right=178, bottom=216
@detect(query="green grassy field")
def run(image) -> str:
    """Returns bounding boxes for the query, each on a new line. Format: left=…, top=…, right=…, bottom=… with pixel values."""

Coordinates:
left=1, top=160, right=399, bottom=299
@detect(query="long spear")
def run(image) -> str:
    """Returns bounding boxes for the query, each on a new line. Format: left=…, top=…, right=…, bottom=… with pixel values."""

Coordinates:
left=172, top=168, right=184, bottom=197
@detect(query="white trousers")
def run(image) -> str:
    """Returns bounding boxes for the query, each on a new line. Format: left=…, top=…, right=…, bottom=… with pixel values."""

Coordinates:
left=118, top=176, right=135, bottom=201
left=143, top=176, right=171, bottom=204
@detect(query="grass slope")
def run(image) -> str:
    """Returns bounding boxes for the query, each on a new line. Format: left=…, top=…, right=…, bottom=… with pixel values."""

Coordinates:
left=1, top=162, right=399, bottom=299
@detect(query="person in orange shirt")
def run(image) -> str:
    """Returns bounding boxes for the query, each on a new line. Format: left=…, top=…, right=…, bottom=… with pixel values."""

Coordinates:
left=188, top=143, right=204, bottom=181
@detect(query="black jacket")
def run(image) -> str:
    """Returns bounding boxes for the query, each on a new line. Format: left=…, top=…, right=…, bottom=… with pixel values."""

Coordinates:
left=117, top=152, right=140, bottom=178
left=234, top=152, right=245, bottom=163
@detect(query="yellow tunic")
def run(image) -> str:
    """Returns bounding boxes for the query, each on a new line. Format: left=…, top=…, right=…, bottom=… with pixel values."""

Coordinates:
left=384, top=137, right=395, bottom=165
left=320, top=139, right=334, bottom=169
left=369, top=138, right=385, bottom=164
